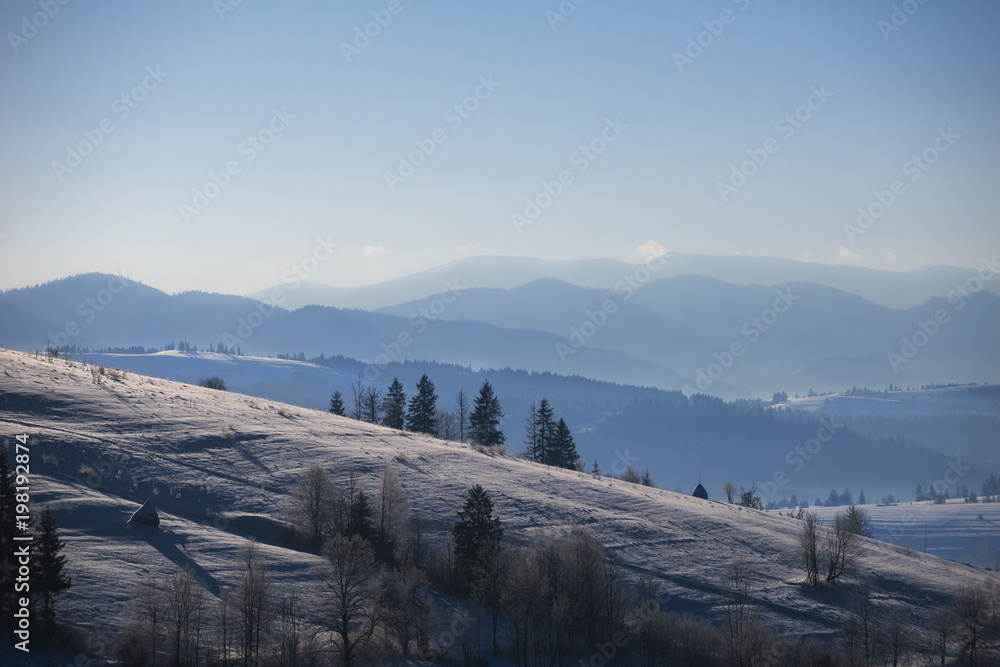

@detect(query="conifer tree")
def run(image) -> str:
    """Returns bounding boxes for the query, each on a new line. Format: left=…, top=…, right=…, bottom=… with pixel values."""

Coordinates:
left=382, top=378, right=407, bottom=430
left=533, top=399, right=555, bottom=464
left=452, top=485, right=503, bottom=585
left=523, top=402, right=537, bottom=458
left=551, top=417, right=578, bottom=469
left=33, top=507, right=71, bottom=636
left=329, top=391, right=345, bottom=416
left=406, top=374, right=438, bottom=434
left=469, top=380, right=505, bottom=448
left=347, top=490, right=373, bottom=543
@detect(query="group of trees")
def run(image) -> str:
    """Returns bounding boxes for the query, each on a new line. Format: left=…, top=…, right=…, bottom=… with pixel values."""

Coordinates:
left=523, top=398, right=579, bottom=470
left=329, top=377, right=508, bottom=449
left=978, top=474, right=1000, bottom=503
left=0, top=449, right=71, bottom=645
left=796, top=504, right=871, bottom=589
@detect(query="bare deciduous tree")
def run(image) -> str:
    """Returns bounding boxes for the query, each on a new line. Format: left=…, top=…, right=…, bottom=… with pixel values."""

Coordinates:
left=163, top=565, right=206, bottom=667
left=375, top=460, right=409, bottom=564
left=798, top=512, right=821, bottom=587
left=350, top=374, right=364, bottom=420
left=824, top=511, right=862, bottom=585
left=721, top=560, right=761, bottom=666
left=288, top=464, right=340, bottom=548
left=955, top=583, right=989, bottom=666
left=317, top=533, right=382, bottom=667
left=436, top=410, right=457, bottom=441
left=235, top=540, right=274, bottom=666
left=723, top=481, right=737, bottom=504
left=273, top=586, right=318, bottom=667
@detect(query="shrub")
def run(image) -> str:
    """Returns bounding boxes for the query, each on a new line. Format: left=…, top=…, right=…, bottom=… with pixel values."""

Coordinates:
left=197, top=376, right=227, bottom=391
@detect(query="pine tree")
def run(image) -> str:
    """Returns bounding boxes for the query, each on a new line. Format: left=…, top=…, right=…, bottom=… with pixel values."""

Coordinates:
left=469, top=380, right=505, bottom=448
left=406, top=374, right=438, bottom=434
left=33, top=507, right=71, bottom=636
left=329, top=391, right=346, bottom=416
left=452, top=485, right=503, bottom=585
left=858, top=490, right=867, bottom=505
left=347, top=491, right=373, bottom=543
left=382, top=378, right=407, bottom=430
left=533, top=399, right=555, bottom=464
left=550, top=418, right=578, bottom=469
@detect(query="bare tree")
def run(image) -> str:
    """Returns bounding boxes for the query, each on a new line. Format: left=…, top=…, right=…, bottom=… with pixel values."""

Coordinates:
left=824, top=511, right=862, bottom=585
left=163, top=565, right=206, bottom=667
left=926, top=607, right=954, bottom=667
left=723, top=481, right=737, bottom=504
left=350, top=374, right=364, bottom=420
left=235, top=540, right=274, bottom=666
left=798, top=512, right=820, bottom=587
left=212, top=588, right=235, bottom=667
left=361, top=386, right=383, bottom=424
left=273, top=586, right=318, bottom=667
left=287, top=465, right=340, bottom=548
left=436, top=410, right=457, bottom=441
left=317, top=533, right=382, bottom=667
left=738, top=483, right=763, bottom=510
left=454, top=389, right=470, bottom=443
left=131, top=576, right=164, bottom=666
left=379, top=566, right=430, bottom=658
left=374, top=460, right=409, bottom=564
left=886, top=609, right=905, bottom=667
left=721, top=560, right=760, bottom=666
left=955, top=583, right=989, bottom=666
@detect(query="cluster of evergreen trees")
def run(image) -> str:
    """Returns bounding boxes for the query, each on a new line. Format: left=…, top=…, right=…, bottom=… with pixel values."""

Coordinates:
left=329, top=376, right=509, bottom=451
left=523, top=398, right=579, bottom=470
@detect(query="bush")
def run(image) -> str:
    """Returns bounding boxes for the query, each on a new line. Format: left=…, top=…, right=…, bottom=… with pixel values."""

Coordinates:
left=197, top=376, right=227, bottom=391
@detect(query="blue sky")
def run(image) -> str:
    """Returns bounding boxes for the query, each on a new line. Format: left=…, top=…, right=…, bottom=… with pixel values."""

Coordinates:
left=1, top=0, right=998, bottom=294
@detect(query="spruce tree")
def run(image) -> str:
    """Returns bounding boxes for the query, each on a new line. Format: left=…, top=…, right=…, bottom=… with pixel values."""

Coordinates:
left=551, top=418, right=578, bottom=469
left=523, top=402, right=537, bottom=458
left=347, top=490, right=373, bottom=543
left=533, top=399, right=555, bottom=464
left=452, top=485, right=503, bottom=585
left=470, top=381, right=505, bottom=448
left=382, top=378, right=407, bottom=430
left=33, top=507, right=70, bottom=636
left=329, top=391, right=346, bottom=416
left=406, top=374, right=438, bottom=434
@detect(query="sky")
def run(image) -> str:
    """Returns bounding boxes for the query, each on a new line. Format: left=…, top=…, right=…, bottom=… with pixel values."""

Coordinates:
left=1, top=0, right=998, bottom=295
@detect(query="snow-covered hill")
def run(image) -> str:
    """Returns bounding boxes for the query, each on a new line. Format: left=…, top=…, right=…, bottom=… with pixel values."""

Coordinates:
left=1, top=348, right=997, bottom=660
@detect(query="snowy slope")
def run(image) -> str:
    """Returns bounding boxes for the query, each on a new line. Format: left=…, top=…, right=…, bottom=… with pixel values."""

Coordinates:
left=1, top=349, right=998, bottom=656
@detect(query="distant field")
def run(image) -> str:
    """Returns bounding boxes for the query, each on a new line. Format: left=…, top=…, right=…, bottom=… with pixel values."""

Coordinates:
left=806, top=501, right=1000, bottom=569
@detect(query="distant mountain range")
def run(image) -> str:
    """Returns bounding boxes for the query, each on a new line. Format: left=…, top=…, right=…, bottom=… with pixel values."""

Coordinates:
left=251, top=253, right=1000, bottom=311
left=2, top=256, right=998, bottom=397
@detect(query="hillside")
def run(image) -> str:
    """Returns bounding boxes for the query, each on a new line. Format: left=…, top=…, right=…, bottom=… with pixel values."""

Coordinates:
left=1, top=347, right=998, bottom=662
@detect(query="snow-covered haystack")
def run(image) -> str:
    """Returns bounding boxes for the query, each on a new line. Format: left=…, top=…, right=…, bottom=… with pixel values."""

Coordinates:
left=128, top=497, right=159, bottom=528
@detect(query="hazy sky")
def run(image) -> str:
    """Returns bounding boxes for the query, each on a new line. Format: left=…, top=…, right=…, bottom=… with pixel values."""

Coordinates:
left=2, top=1, right=998, bottom=294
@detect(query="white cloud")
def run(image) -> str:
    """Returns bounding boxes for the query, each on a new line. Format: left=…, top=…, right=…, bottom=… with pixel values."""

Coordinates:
left=884, top=251, right=899, bottom=270
left=832, top=246, right=873, bottom=267
left=637, top=240, right=669, bottom=261
left=454, top=244, right=481, bottom=256
left=362, top=245, right=388, bottom=258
